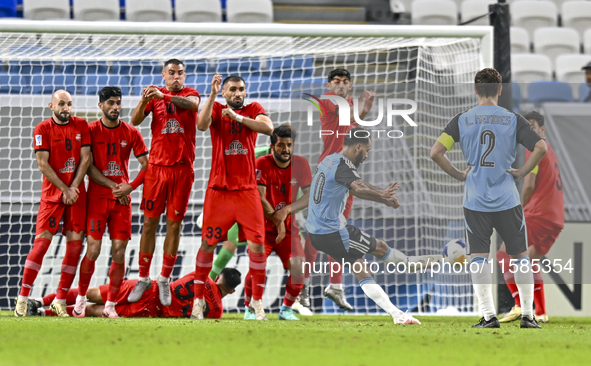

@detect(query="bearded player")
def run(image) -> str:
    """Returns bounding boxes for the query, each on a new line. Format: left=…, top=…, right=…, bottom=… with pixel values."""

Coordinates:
left=72, top=86, right=149, bottom=318
left=128, top=59, right=200, bottom=307
left=15, top=90, right=91, bottom=317
left=301, top=68, right=376, bottom=312
left=194, top=74, right=273, bottom=320
left=242, top=125, right=311, bottom=320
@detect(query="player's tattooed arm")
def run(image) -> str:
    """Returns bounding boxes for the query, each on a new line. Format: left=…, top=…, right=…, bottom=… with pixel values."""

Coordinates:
left=35, top=150, right=78, bottom=205
left=198, top=75, right=222, bottom=131
left=349, top=180, right=400, bottom=208
left=170, top=95, right=199, bottom=111
left=430, top=141, right=471, bottom=182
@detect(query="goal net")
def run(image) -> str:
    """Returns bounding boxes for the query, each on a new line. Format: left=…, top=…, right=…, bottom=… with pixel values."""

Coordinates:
left=0, top=21, right=492, bottom=314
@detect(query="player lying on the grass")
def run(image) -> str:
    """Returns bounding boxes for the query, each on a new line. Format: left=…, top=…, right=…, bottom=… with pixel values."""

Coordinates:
left=497, top=111, right=564, bottom=324
left=25, top=268, right=241, bottom=319
left=242, top=125, right=311, bottom=321
left=306, top=127, right=441, bottom=325
left=74, top=86, right=149, bottom=319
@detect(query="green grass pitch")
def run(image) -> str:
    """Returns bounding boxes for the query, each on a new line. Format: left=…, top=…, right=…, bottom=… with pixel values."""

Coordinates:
left=0, top=312, right=589, bottom=366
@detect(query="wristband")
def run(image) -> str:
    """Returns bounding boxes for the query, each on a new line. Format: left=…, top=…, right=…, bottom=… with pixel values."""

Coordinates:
left=163, top=94, right=172, bottom=102
left=130, top=169, right=147, bottom=190
left=235, top=114, right=243, bottom=123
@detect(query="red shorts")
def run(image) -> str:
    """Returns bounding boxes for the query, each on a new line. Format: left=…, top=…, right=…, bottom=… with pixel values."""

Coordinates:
left=202, top=188, right=265, bottom=245
left=36, top=190, right=87, bottom=236
left=141, top=163, right=194, bottom=221
left=526, top=217, right=562, bottom=256
left=265, top=230, right=305, bottom=270
left=343, top=194, right=354, bottom=220
left=99, top=279, right=159, bottom=318
left=86, top=197, right=132, bottom=241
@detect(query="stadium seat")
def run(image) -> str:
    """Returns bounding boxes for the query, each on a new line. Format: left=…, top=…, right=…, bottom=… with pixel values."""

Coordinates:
left=268, top=56, right=314, bottom=80
left=110, top=47, right=160, bottom=75
left=512, top=54, right=552, bottom=99
left=585, top=29, right=591, bottom=54
left=23, top=0, right=70, bottom=20
left=555, top=54, right=591, bottom=99
left=0, top=0, right=17, bottom=17
left=245, top=76, right=287, bottom=98
left=185, top=74, right=214, bottom=95
left=61, top=46, right=109, bottom=75
left=73, top=0, right=120, bottom=21
left=8, top=45, right=55, bottom=74
left=0, top=72, right=28, bottom=94
left=527, top=81, right=574, bottom=103
left=125, top=0, right=172, bottom=22
left=31, top=74, right=76, bottom=94
left=460, top=0, right=495, bottom=26
left=562, top=1, right=591, bottom=39
left=411, top=0, right=458, bottom=25
left=510, top=27, right=530, bottom=54
left=511, top=1, right=557, bottom=38
left=131, top=74, right=164, bottom=96
left=215, top=58, right=262, bottom=76
left=579, top=83, right=591, bottom=102
left=533, top=27, right=580, bottom=65
left=175, top=0, right=221, bottom=22
left=226, top=0, right=273, bottom=23
left=81, top=75, right=131, bottom=95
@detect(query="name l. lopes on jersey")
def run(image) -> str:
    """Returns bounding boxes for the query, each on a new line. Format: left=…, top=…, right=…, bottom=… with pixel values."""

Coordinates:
left=224, top=140, right=248, bottom=155
left=161, top=118, right=185, bottom=134
left=59, top=158, right=76, bottom=173
left=102, top=161, right=123, bottom=177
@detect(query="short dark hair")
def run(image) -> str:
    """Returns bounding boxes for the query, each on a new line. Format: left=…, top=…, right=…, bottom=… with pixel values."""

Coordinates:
left=270, top=124, right=296, bottom=145
left=99, top=86, right=122, bottom=103
left=219, top=268, right=241, bottom=290
left=222, top=75, right=246, bottom=87
left=328, top=69, right=351, bottom=83
left=474, top=68, right=502, bottom=98
left=523, top=111, right=544, bottom=127
left=163, top=59, right=184, bottom=69
left=344, top=126, right=371, bottom=146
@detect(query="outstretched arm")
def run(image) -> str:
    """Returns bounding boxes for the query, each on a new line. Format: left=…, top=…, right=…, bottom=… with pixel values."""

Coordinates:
left=198, top=75, right=222, bottom=131
left=349, top=180, right=400, bottom=208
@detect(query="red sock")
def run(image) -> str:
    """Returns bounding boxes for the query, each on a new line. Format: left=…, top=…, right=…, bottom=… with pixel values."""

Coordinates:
left=193, top=250, right=213, bottom=299
left=42, top=293, right=56, bottom=306
left=77, top=256, right=96, bottom=296
left=249, top=250, right=267, bottom=301
left=138, top=251, right=153, bottom=278
left=497, top=249, right=521, bottom=306
left=66, top=288, right=79, bottom=305
left=304, top=236, right=317, bottom=281
left=161, top=253, right=177, bottom=278
left=56, top=240, right=83, bottom=300
left=20, top=238, right=51, bottom=297
left=284, top=274, right=304, bottom=307
left=328, top=256, right=343, bottom=284
left=107, top=261, right=125, bottom=303
left=533, top=270, right=546, bottom=315
left=244, top=271, right=252, bottom=307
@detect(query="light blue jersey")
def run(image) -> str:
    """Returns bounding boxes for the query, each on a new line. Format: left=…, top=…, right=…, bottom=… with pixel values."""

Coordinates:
left=443, top=105, right=541, bottom=212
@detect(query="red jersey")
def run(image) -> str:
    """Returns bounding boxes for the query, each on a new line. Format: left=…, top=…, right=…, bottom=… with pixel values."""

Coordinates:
left=524, top=140, right=565, bottom=228
left=161, top=273, right=223, bottom=319
left=256, top=154, right=312, bottom=233
left=33, top=117, right=90, bottom=202
left=144, top=86, right=200, bottom=166
left=87, top=120, right=148, bottom=199
left=318, top=92, right=356, bottom=163
left=207, top=101, right=267, bottom=191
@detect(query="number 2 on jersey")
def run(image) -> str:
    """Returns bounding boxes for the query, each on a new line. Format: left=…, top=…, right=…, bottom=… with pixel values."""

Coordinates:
left=480, top=130, right=496, bottom=168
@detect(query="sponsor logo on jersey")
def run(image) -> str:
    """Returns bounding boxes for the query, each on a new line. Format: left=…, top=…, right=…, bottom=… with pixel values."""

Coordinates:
left=59, top=158, right=76, bottom=173
left=35, top=135, right=42, bottom=146
left=224, top=140, right=248, bottom=155
left=290, top=178, right=297, bottom=186
left=120, top=140, right=128, bottom=148
left=275, top=202, right=286, bottom=211
left=162, top=119, right=185, bottom=134
left=102, top=161, right=123, bottom=176
left=75, top=134, right=81, bottom=142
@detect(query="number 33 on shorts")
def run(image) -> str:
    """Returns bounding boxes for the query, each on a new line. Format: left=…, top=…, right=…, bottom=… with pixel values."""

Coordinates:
left=205, top=226, right=222, bottom=239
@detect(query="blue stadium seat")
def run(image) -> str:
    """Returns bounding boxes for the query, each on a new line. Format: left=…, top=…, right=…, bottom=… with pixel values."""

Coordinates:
left=527, top=81, right=574, bottom=103
left=512, top=82, right=522, bottom=113
left=31, top=74, right=76, bottom=94
left=8, top=46, right=55, bottom=74
left=579, top=83, right=591, bottom=102
left=131, top=74, right=163, bottom=96
left=0, top=72, right=29, bottom=94
left=268, top=56, right=313, bottom=79
left=160, top=48, right=210, bottom=73
left=183, top=59, right=210, bottom=74
left=245, top=76, right=287, bottom=98
left=61, top=46, right=109, bottom=75
left=215, top=58, right=261, bottom=77
left=186, top=74, right=213, bottom=95
left=286, top=77, right=327, bottom=98
left=0, top=0, right=17, bottom=17
left=111, top=47, right=160, bottom=75
left=81, top=75, right=131, bottom=95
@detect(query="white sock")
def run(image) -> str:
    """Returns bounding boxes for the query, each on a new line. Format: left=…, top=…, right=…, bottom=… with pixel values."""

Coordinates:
left=378, top=246, right=408, bottom=264
left=514, top=256, right=534, bottom=320
left=76, top=294, right=86, bottom=302
left=105, top=301, right=116, bottom=308
left=470, top=257, right=496, bottom=321
left=17, top=295, right=28, bottom=302
left=329, top=283, right=343, bottom=290
left=157, top=275, right=169, bottom=282
left=139, top=277, right=150, bottom=283
left=359, top=277, right=402, bottom=317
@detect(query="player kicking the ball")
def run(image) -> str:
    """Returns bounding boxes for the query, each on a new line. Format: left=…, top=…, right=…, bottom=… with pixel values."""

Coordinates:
left=306, top=127, right=440, bottom=325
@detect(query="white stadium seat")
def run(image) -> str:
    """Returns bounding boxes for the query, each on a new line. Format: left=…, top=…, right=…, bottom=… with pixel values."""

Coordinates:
left=175, top=0, right=222, bottom=23
left=533, top=27, right=580, bottom=66
left=23, top=0, right=70, bottom=20
left=226, top=0, right=273, bottom=23
left=460, top=0, right=495, bottom=26
left=562, top=1, right=591, bottom=39
left=73, top=0, right=120, bottom=21
left=511, top=1, right=557, bottom=38
left=585, top=29, right=591, bottom=54
left=511, top=27, right=530, bottom=54
left=411, top=0, right=458, bottom=25
left=125, top=0, right=172, bottom=22
left=555, top=54, right=591, bottom=99
left=512, top=53, right=553, bottom=99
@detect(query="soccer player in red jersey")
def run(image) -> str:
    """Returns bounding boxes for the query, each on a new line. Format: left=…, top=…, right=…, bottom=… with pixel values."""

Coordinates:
left=498, top=111, right=564, bottom=324
left=128, top=59, right=200, bottom=306
left=15, top=90, right=91, bottom=317
left=301, top=69, right=375, bottom=312
left=194, top=74, right=273, bottom=320
left=72, top=86, right=149, bottom=318
left=242, top=125, right=311, bottom=320
left=32, top=268, right=241, bottom=319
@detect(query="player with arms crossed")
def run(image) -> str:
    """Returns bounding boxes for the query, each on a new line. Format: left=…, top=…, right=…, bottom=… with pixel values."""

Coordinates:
left=301, top=68, right=376, bottom=312
left=194, top=75, right=273, bottom=320
left=128, top=59, right=200, bottom=306
left=307, top=127, right=439, bottom=325
left=497, top=111, right=564, bottom=324
left=15, top=90, right=91, bottom=317
left=73, top=86, right=149, bottom=318
left=430, top=68, right=547, bottom=328
left=242, top=125, right=311, bottom=320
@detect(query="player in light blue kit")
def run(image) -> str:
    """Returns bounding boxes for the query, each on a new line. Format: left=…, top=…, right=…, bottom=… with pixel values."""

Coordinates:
left=430, top=68, right=547, bottom=329
left=306, top=127, right=441, bottom=325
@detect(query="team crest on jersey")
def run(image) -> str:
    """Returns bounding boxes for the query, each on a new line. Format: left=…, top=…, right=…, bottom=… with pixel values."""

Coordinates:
left=224, top=140, right=248, bottom=155
left=120, top=140, right=128, bottom=148
left=162, top=119, right=185, bottom=134
left=59, top=158, right=76, bottom=173
left=103, top=161, right=123, bottom=176
left=290, top=178, right=297, bottom=186
left=275, top=202, right=286, bottom=211
left=75, top=134, right=81, bottom=142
